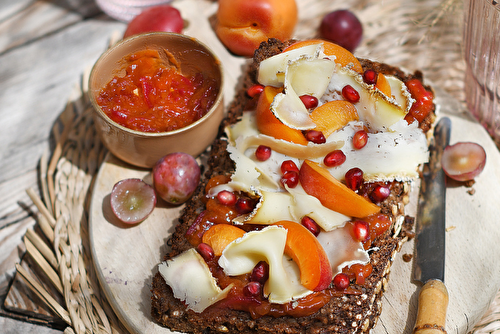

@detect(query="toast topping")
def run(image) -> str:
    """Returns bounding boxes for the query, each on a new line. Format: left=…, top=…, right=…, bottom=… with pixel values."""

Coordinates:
left=158, top=40, right=434, bottom=317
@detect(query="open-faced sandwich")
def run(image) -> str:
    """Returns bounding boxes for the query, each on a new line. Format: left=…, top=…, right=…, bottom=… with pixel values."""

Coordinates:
left=151, top=38, right=436, bottom=334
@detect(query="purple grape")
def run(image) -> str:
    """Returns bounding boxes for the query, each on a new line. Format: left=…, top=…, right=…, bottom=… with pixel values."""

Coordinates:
left=110, top=178, right=157, bottom=224
left=319, top=10, right=363, bottom=52
left=153, top=152, right=201, bottom=205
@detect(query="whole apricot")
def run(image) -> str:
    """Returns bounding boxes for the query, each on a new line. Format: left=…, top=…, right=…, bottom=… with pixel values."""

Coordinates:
left=215, top=0, right=298, bottom=57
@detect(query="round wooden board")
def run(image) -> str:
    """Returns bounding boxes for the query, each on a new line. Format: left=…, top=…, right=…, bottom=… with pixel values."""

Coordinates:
left=89, top=1, right=500, bottom=333
left=89, top=90, right=500, bottom=334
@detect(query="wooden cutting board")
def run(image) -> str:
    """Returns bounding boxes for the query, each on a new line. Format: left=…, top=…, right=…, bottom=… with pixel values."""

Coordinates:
left=89, top=1, right=500, bottom=333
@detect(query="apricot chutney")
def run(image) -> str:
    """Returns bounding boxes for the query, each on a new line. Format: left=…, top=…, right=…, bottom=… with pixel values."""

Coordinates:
left=96, top=49, right=219, bottom=133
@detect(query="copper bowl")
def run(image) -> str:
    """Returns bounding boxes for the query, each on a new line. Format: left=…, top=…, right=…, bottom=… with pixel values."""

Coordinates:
left=88, top=32, right=224, bottom=168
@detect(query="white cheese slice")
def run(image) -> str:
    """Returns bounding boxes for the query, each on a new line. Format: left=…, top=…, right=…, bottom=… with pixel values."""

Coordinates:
left=321, top=65, right=409, bottom=131
left=286, top=185, right=350, bottom=231
left=158, top=248, right=232, bottom=313
left=317, top=224, right=370, bottom=275
left=235, top=133, right=343, bottom=160
left=321, top=120, right=429, bottom=181
left=286, top=57, right=335, bottom=98
left=246, top=190, right=295, bottom=224
left=271, top=83, right=316, bottom=130
left=225, top=111, right=259, bottom=145
left=219, top=226, right=312, bottom=304
left=257, top=44, right=323, bottom=87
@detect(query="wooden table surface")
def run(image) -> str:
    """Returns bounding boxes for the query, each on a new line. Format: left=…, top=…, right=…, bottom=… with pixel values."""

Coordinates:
left=1, top=0, right=499, bottom=334
left=0, top=1, right=125, bottom=332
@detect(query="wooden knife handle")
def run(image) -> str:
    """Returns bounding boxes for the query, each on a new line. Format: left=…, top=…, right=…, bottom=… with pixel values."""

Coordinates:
left=413, top=279, right=449, bottom=334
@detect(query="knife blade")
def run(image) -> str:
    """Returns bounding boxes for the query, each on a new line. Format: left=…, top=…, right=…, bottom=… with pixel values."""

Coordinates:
left=412, top=116, right=451, bottom=334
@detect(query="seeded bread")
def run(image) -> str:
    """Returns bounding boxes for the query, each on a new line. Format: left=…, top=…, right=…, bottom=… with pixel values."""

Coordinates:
left=151, top=38, right=434, bottom=334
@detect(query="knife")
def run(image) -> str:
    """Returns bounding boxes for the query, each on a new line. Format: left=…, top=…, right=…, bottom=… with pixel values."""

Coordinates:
left=412, top=117, right=451, bottom=334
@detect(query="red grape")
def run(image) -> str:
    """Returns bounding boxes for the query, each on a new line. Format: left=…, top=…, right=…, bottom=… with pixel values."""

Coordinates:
left=123, top=5, right=184, bottom=38
left=319, top=9, right=363, bottom=53
left=442, top=142, right=486, bottom=181
left=153, top=152, right=200, bottom=204
left=110, top=178, right=156, bottom=224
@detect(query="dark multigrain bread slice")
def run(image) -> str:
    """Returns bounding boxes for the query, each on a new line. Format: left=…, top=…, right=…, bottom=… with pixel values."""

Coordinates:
left=151, top=38, right=435, bottom=334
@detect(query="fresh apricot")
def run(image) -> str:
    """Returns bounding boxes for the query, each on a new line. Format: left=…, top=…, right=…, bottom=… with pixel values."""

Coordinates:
left=272, top=220, right=332, bottom=291
left=283, top=39, right=363, bottom=73
left=309, top=100, right=359, bottom=137
left=215, top=0, right=298, bottom=57
left=375, top=73, right=391, bottom=97
left=202, top=224, right=246, bottom=256
left=299, top=160, right=380, bottom=218
left=255, top=86, right=308, bottom=145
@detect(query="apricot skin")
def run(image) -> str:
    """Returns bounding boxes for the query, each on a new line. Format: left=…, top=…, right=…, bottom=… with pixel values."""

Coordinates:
left=273, top=220, right=332, bottom=291
left=299, top=160, right=380, bottom=218
left=215, top=0, right=298, bottom=57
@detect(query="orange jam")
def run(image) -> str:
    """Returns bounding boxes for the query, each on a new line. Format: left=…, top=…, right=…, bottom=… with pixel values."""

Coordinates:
left=96, top=49, right=219, bottom=133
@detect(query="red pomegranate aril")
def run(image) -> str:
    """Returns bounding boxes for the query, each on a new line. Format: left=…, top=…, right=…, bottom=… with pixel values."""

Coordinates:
left=333, top=273, right=350, bottom=290
left=281, top=171, right=299, bottom=188
left=352, top=130, right=368, bottom=149
left=197, top=243, right=215, bottom=262
left=370, top=185, right=390, bottom=202
left=345, top=167, right=363, bottom=191
left=362, top=69, right=378, bottom=85
left=342, top=85, right=360, bottom=103
left=251, top=261, right=270, bottom=284
left=217, top=190, right=237, bottom=206
left=281, top=160, right=299, bottom=174
left=305, top=130, right=326, bottom=144
left=235, top=197, right=254, bottom=214
left=352, top=220, right=370, bottom=242
left=324, top=150, right=346, bottom=167
left=301, top=216, right=321, bottom=236
left=247, top=84, right=265, bottom=98
left=243, top=282, right=262, bottom=296
left=255, top=145, right=272, bottom=161
left=300, top=94, right=319, bottom=109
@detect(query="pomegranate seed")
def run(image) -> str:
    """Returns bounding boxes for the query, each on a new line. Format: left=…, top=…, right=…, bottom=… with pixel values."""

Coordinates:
left=324, top=150, right=346, bottom=167
left=299, top=95, right=319, bottom=109
left=281, top=160, right=299, bottom=174
left=333, top=273, right=350, bottom=290
left=235, top=197, right=254, bottom=214
left=352, top=130, right=368, bottom=149
left=280, top=171, right=299, bottom=188
left=217, top=190, right=237, bottom=206
left=342, top=85, right=360, bottom=103
left=196, top=243, right=214, bottom=261
left=345, top=167, right=363, bottom=191
left=362, top=69, right=378, bottom=85
left=243, top=282, right=262, bottom=296
left=370, top=184, right=390, bottom=202
left=246, top=84, right=264, bottom=98
left=301, top=216, right=321, bottom=236
left=305, top=130, right=326, bottom=144
left=352, top=220, right=370, bottom=242
left=251, top=261, right=269, bottom=283
left=255, top=145, right=271, bottom=161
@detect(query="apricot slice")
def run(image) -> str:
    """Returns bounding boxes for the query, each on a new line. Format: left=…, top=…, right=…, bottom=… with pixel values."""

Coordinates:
left=202, top=224, right=246, bottom=256
left=255, top=86, right=308, bottom=145
left=299, top=160, right=380, bottom=218
left=283, top=39, right=363, bottom=73
left=272, top=220, right=333, bottom=291
left=310, top=100, right=359, bottom=137
left=375, top=73, right=391, bottom=97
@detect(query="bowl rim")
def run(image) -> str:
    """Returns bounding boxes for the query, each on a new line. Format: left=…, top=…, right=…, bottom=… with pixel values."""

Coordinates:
left=88, top=31, right=225, bottom=138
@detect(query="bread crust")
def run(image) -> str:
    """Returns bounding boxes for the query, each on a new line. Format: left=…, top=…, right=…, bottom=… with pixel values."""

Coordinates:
left=151, top=39, right=433, bottom=334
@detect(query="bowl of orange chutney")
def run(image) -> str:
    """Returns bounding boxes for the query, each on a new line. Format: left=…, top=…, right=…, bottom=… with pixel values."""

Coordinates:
left=89, top=32, right=224, bottom=168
